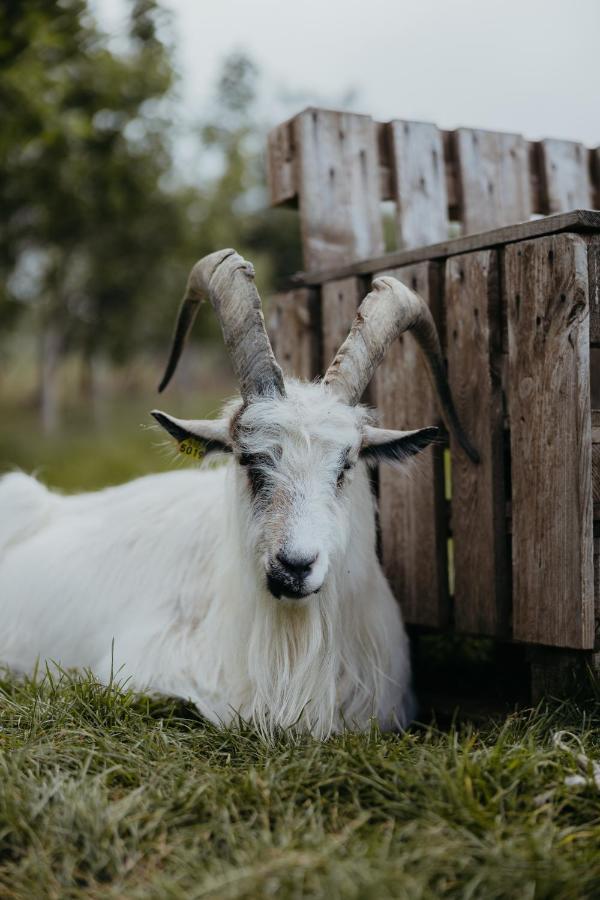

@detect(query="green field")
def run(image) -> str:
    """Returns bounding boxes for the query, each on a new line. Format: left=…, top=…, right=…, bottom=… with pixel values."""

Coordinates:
left=1, top=388, right=599, bottom=898
left=0, top=371, right=229, bottom=493
left=0, top=669, right=599, bottom=899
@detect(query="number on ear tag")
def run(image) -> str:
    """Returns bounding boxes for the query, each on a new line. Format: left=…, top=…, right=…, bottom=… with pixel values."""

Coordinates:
left=178, top=438, right=205, bottom=461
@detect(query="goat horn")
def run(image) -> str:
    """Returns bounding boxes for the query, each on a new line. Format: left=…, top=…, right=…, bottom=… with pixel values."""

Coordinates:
left=323, top=276, right=479, bottom=463
left=158, top=248, right=285, bottom=400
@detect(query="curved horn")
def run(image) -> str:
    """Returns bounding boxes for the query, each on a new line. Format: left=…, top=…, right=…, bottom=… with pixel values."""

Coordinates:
left=323, top=276, right=479, bottom=463
left=158, top=248, right=285, bottom=400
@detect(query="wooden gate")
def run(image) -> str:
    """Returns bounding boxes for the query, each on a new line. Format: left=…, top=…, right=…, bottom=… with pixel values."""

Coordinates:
left=267, top=107, right=600, bottom=697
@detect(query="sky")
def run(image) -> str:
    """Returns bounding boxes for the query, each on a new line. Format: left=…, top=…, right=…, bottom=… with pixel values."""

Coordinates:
left=96, top=0, right=600, bottom=148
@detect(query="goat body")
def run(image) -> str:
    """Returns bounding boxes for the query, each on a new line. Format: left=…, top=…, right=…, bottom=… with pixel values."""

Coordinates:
left=1, top=251, right=475, bottom=739
left=0, top=382, right=414, bottom=738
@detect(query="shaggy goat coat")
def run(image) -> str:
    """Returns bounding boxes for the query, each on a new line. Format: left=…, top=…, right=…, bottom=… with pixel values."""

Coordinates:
left=0, top=382, right=415, bottom=737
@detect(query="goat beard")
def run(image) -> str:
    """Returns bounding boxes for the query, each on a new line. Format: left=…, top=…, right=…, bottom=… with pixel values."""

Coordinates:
left=225, top=469, right=393, bottom=739
left=246, top=576, right=339, bottom=738
left=242, top=573, right=395, bottom=740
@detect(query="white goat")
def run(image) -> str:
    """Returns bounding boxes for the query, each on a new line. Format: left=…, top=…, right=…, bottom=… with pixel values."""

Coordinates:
left=0, top=249, right=477, bottom=738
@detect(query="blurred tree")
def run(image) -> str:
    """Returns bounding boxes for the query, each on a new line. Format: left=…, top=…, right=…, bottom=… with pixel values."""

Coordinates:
left=0, top=3, right=302, bottom=431
left=191, top=51, right=302, bottom=335
left=0, top=0, right=192, bottom=429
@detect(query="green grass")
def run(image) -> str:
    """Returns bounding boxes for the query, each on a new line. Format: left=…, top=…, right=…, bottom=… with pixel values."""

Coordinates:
left=0, top=385, right=228, bottom=493
left=0, top=668, right=599, bottom=899
left=2, top=383, right=600, bottom=897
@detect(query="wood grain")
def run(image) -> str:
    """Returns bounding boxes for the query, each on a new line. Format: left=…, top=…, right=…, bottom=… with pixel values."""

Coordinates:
left=294, top=108, right=384, bottom=271
left=592, top=448, right=600, bottom=504
left=587, top=235, right=600, bottom=345
left=267, top=119, right=296, bottom=206
left=595, top=518, right=600, bottom=650
left=321, top=278, right=363, bottom=373
left=454, top=129, right=532, bottom=233
left=267, top=105, right=598, bottom=261
left=593, top=147, right=600, bottom=210
left=389, top=120, right=448, bottom=248
left=268, top=289, right=320, bottom=381
left=297, top=210, right=600, bottom=286
left=373, top=262, right=449, bottom=627
left=540, top=139, right=593, bottom=213
left=445, top=250, right=509, bottom=635
left=505, top=233, right=594, bottom=649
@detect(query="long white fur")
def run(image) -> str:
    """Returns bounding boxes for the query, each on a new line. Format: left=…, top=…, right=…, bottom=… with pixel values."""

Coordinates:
left=0, top=380, right=414, bottom=738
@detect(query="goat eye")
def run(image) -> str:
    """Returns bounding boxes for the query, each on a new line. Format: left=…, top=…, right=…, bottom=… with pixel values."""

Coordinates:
left=336, top=461, right=353, bottom=489
left=238, top=453, right=272, bottom=497
left=239, top=452, right=266, bottom=469
left=247, top=467, right=267, bottom=496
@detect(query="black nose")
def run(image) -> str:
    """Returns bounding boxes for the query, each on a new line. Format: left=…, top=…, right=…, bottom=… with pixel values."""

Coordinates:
left=276, top=551, right=318, bottom=578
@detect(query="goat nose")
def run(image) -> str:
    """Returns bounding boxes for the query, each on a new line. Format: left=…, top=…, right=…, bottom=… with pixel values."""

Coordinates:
left=276, top=551, right=319, bottom=577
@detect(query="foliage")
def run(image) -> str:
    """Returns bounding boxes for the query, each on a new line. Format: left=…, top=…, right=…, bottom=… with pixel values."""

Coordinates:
left=0, top=0, right=191, bottom=361
left=194, top=51, right=302, bottom=296
left=0, top=667, right=599, bottom=898
left=0, top=2, right=302, bottom=372
left=0, top=378, right=229, bottom=492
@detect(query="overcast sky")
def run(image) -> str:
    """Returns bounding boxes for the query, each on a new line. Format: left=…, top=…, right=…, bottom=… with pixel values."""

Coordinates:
left=97, top=0, right=600, bottom=146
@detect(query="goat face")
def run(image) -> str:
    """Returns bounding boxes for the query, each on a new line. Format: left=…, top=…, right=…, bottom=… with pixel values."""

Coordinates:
left=152, top=380, right=437, bottom=603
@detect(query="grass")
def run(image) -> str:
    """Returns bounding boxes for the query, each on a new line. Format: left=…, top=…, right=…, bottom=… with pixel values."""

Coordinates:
left=1, top=379, right=600, bottom=897
left=0, top=375, right=229, bottom=492
left=0, top=669, right=599, bottom=899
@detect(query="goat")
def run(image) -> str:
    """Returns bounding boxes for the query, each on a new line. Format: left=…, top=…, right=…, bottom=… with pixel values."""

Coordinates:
left=0, top=249, right=477, bottom=738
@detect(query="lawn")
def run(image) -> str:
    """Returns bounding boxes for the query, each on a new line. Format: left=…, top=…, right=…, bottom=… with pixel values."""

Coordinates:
left=0, top=669, right=599, bottom=899
left=0, top=363, right=230, bottom=493
left=1, top=382, right=600, bottom=898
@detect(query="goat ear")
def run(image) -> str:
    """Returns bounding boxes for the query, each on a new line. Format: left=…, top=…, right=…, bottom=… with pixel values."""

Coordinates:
left=151, top=410, right=232, bottom=455
left=360, top=424, right=438, bottom=466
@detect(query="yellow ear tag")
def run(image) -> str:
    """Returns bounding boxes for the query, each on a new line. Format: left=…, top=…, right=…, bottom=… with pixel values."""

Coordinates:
left=178, top=437, right=206, bottom=461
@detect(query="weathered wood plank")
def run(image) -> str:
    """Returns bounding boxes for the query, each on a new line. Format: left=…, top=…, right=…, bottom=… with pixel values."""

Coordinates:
left=541, top=139, right=593, bottom=213
left=595, top=519, right=600, bottom=650
left=591, top=361, right=600, bottom=412
left=297, top=210, right=600, bottom=287
left=593, top=444, right=600, bottom=504
left=528, top=142, right=545, bottom=215
left=268, top=289, right=320, bottom=380
left=375, top=121, right=394, bottom=201
left=505, top=233, right=594, bottom=649
left=592, top=147, right=600, bottom=210
left=454, top=129, right=532, bottom=233
left=587, top=236, right=600, bottom=345
left=442, top=130, right=460, bottom=218
left=268, top=107, right=599, bottom=248
left=374, top=262, right=449, bottom=627
left=445, top=250, right=509, bottom=635
left=294, top=108, right=384, bottom=271
left=591, top=410, right=600, bottom=508
left=321, top=278, right=363, bottom=373
left=388, top=120, right=448, bottom=248
left=267, top=119, right=297, bottom=206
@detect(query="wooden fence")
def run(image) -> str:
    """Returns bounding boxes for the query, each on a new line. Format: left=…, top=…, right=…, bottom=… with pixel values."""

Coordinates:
left=267, top=107, right=600, bottom=697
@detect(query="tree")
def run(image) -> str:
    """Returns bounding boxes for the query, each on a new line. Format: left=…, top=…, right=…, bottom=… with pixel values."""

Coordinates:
left=0, top=6, right=303, bottom=431
left=194, top=52, right=302, bottom=299
left=0, top=0, right=190, bottom=428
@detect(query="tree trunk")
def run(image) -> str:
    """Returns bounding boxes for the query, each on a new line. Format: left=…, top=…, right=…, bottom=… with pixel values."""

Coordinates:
left=79, top=351, right=106, bottom=424
left=38, top=321, right=62, bottom=434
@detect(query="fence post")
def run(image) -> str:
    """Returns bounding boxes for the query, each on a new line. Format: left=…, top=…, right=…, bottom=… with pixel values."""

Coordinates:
left=445, top=250, right=510, bottom=636
left=505, top=233, right=593, bottom=649
left=374, top=262, right=449, bottom=627
left=268, top=289, right=321, bottom=380
left=268, top=108, right=384, bottom=272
